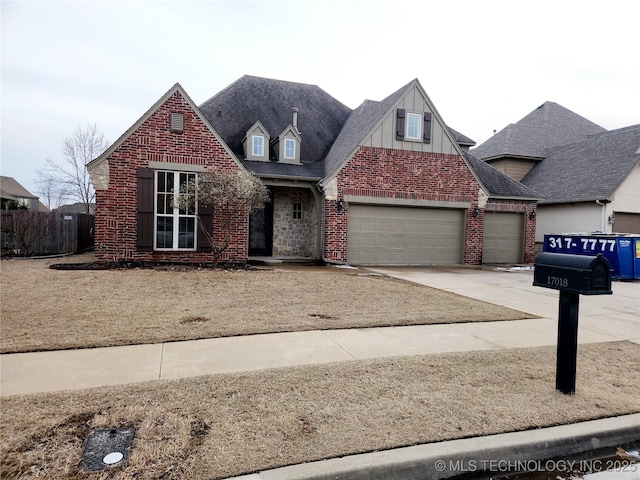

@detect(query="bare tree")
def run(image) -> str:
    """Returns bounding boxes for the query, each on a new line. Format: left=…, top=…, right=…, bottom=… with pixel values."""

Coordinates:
left=35, top=177, right=71, bottom=211
left=1, top=210, right=53, bottom=256
left=176, top=170, right=269, bottom=262
left=38, top=123, right=108, bottom=213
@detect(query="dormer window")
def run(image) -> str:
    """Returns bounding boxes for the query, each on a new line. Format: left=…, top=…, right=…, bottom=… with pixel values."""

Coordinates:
left=252, top=135, right=264, bottom=157
left=242, top=121, right=270, bottom=161
left=284, top=139, right=296, bottom=160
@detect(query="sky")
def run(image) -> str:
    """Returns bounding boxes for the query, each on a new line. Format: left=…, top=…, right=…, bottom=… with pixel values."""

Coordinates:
left=2, top=0, right=640, bottom=199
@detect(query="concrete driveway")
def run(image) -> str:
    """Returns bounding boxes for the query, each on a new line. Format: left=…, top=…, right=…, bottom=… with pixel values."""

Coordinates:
left=368, top=266, right=640, bottom=345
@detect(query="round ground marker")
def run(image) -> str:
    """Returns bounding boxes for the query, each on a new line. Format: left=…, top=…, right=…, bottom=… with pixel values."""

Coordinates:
left=103, top=452, right=124, bottom=465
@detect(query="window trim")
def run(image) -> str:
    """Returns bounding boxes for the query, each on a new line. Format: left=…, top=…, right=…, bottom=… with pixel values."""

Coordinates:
left=252, top=135, right=265, bottom=157
left=284, top=138, right=296, bottom=159
left=406, top=112, right=422, bottom=140
left=293, top=201, right=302, bottom=220
left=154, top=170, right=198, bottom=251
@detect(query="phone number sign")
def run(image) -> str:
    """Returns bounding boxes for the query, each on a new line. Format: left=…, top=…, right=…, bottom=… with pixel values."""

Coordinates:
left=543, top=234, right=639, bottom=279
left=546, top=236, right=617, bottom=254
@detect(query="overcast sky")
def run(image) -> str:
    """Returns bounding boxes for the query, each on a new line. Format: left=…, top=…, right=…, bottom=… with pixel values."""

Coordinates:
left=2, top=0, right=640, bottom=198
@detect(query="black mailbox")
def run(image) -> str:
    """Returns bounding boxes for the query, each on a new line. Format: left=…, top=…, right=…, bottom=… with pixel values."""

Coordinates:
left=533, top=252, right=612, bottom=295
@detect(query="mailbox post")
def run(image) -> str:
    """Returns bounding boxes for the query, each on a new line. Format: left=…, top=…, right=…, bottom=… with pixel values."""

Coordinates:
left=533, top=253, right=612, bottom=394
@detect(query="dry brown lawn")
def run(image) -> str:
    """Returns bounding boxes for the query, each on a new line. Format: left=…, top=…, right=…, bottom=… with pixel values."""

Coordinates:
left=0, top=254, right=532, bottom=353
left=1, top=342, right=639, bottom=479
left=3, top=255, right=637, bottom=479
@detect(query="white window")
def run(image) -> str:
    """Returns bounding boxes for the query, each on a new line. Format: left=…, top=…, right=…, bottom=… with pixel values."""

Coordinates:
left=252, top=135, right=264, bottom=157
left=406, top=113, right=422, bottom=140
left=155, top=170, right=197, bottom=250
left=284, top=138, right=296, bottom=159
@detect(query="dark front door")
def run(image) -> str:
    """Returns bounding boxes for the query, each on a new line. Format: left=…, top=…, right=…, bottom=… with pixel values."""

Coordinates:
left=249, top=189, right=273, bottom=256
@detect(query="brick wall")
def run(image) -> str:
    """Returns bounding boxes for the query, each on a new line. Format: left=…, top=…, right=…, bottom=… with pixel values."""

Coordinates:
left=325, top=146, right=484, bottom=264
left=94, top=90, right=246, bottom=263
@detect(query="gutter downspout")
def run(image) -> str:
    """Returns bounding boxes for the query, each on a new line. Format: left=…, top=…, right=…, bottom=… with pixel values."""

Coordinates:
left=595, top=199, right=610, bottom=233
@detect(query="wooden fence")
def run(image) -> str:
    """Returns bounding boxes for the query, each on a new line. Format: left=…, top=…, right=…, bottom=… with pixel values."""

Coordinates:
left=1, top=211, right=94, bottom=256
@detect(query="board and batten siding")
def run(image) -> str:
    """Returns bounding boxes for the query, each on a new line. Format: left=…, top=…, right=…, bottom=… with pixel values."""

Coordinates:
left=361, top=85, right=458, bottom=155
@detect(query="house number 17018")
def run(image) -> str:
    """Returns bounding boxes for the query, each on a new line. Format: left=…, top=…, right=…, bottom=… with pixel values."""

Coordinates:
left=547, top=276, right=569, bottom=288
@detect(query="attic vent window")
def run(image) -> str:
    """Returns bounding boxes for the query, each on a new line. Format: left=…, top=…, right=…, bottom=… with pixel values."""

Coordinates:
left=171, top=113, right=184, bottom=132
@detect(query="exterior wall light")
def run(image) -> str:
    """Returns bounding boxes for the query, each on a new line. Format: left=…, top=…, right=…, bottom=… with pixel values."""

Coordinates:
left=529, top=211, right=536, bottom=220
left=336, top=198, right=345, bottom=213
left=472, top=206, right=480, bottom=217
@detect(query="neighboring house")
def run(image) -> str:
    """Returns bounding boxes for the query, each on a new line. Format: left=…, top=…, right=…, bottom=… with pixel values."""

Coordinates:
left=54, top=203, right=96, bottom=215
left=522, top=125, right=640, bottom=239
left=472, top=103, right=640, bottom=241
left=0, top=176, right=48, bottom=212
left=88, top=76, right=539, bottom=266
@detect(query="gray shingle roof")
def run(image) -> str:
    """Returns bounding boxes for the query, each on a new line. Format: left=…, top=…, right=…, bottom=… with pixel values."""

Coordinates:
left=472, top=101, right=606, bottom=160
left=463, top=153, right=542, bottom=199
left=449, top=127, right=475, bottom=147
left=0, top=176, right=38, bottom=200
left=521, top=124, right=640, bottom=203
left=199, top=75, right=352, bottom=180
left=323, top=81, right=412, bottom=176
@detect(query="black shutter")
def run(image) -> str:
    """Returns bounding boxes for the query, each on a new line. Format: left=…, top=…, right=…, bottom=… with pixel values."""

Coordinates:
left=423, top=112, right=432, bottom=144
left=197, top=202, right=213, bottom=251
left=137, top=167, right=154, bottom=251
left=396, top=108, right=405, bottom=141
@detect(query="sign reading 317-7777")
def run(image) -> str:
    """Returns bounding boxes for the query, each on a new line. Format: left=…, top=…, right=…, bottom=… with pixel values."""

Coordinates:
left=543, top=234, right=638, bottom=280
left=546, top=235, right=617, bottom=253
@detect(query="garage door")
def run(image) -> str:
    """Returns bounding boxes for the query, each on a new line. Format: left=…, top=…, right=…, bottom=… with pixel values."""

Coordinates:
left=613, top=212, right=640, bottom=234
left=347, top=205, right=464, bottom=266
left=482, top=212, right=524, bottom=264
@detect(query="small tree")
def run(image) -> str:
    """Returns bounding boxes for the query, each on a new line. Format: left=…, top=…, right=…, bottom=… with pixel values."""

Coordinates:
left=37, top=123, right=108, bottom=213
left=1, top=210, right=53, bottom=256
left=176, top=170, right=269, bottom=262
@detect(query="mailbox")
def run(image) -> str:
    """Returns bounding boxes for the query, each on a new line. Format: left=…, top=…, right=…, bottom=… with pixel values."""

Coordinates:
left=533, top=252, right=612, bottom=295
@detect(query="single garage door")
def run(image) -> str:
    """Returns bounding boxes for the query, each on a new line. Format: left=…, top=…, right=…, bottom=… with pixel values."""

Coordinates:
left=613, top=212, right=640, bottom=234
left=347, top=205, right=464, bottom=266
left=482, top=211, right=524, bottom=264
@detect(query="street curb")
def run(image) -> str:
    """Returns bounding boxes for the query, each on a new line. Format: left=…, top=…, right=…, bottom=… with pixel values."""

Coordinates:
left=225, top=413, right=640, bottom=480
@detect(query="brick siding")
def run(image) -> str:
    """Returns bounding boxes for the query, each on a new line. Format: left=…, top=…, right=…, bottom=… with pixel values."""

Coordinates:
left=94, top=90, right=246, bottom=263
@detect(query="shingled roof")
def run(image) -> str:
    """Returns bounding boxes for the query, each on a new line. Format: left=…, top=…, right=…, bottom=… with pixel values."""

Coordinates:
left=463, top=153, right=542, bottom=200
left=199, top=75, right=352, bottom=180
left=323, top=81, right=411, bottom=176
left=521, top=124, right=640, bottom=203
left=472, top=101, right=606, bottom=160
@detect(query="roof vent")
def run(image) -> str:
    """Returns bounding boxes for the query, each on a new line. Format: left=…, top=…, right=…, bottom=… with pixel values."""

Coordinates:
left=171, top=113, right=184, bottom=132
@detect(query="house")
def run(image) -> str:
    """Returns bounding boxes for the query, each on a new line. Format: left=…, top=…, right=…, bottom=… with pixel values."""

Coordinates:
left=0, top=176, right=48, bottom=212
left=54, top=202, right=96, bottom=215
left=87, top=76, right=539, bottom=266
left=472, top=103, right=640, bottom=240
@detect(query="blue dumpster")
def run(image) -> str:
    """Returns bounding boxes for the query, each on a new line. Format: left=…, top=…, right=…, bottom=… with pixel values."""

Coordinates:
left=543, top=234, right=640, bottom=280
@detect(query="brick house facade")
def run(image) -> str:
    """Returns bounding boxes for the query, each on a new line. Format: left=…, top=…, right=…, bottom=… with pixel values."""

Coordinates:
left=88, top=76, right=540, bottom=266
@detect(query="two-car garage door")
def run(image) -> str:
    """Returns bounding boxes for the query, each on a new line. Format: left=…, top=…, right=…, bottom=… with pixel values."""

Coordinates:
left=347, top=204, right=464, bottom=266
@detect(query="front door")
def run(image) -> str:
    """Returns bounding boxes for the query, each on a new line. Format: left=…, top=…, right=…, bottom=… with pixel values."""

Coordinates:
left=249, top=189, right=274, bottom=256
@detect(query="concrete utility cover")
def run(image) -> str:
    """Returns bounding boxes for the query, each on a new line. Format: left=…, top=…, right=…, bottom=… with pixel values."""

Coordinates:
left=79, top=428, right=135, bottom=471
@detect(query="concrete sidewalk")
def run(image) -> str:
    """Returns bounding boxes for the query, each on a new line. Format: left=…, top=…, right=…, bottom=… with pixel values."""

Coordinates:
left=1, top=267, right=638, bottom=396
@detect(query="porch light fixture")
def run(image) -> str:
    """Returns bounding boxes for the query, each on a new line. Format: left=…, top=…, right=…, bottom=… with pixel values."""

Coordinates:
left=529, top=211, right=536, bottom=220
left=336, top=198, right=345, bottom=213
left=472, top=206, right=480, bottom=217
left=608, top=214, right=615, bottom=224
